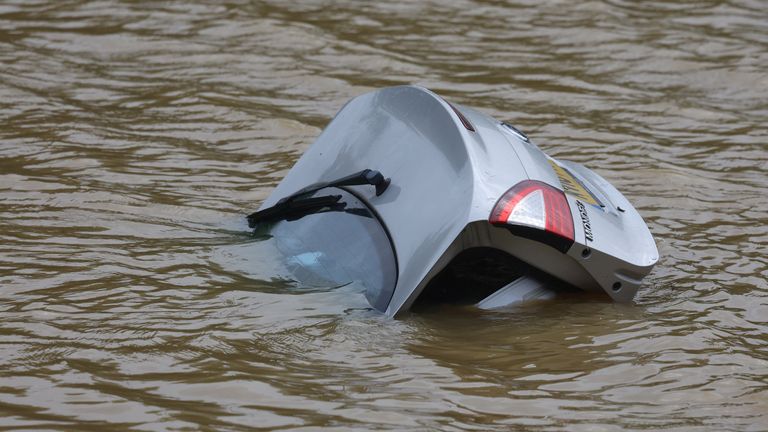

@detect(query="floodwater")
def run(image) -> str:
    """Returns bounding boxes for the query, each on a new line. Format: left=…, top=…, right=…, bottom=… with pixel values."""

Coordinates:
left=1, top=0, right=767, bottom=430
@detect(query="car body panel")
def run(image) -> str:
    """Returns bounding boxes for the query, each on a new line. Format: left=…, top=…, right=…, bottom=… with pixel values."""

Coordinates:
left=256, top=85, right=659, bottom=317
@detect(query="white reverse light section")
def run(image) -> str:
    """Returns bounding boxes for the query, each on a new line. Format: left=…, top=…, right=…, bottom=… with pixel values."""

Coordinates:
left=507, top=188, right=546, bottom=230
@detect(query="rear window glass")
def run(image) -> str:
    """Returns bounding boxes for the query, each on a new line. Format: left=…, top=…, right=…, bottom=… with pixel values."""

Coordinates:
left=268, top=187, right=397, bottom=311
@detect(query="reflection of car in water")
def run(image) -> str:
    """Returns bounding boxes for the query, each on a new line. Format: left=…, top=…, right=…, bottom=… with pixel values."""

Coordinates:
left=247, top=86, right=659, bottom=318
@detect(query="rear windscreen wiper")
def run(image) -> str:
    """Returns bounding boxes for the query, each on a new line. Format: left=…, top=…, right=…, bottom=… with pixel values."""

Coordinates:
left=246, top=169, right=389, bottom=228
left=247, top=194, right=345, bottom=227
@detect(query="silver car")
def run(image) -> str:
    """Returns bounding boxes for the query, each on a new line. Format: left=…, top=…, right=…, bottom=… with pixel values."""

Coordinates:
left=247, top=86, right=659, bottom=317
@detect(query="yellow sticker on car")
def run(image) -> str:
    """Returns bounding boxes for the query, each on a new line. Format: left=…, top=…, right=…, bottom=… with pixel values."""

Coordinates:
left=547, top=159, right=601, bottom=207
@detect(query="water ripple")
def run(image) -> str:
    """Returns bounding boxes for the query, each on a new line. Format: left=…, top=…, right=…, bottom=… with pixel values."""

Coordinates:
left=1, top=0, right=767, bottom=430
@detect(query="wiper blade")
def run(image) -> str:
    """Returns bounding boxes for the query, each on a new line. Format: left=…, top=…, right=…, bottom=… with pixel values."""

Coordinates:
left=247, top=194, right=344, bottom=227
left=246, top=168, right=390, bottom=228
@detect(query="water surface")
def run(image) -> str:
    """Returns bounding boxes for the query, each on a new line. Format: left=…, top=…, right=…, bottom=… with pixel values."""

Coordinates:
left=1, top=1, right=767, bottom=430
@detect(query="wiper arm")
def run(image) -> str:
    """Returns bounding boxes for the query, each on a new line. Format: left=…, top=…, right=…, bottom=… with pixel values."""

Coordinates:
left=284, top=168, right=390, bottom=201
left=246, top=169, right=389, bottom=228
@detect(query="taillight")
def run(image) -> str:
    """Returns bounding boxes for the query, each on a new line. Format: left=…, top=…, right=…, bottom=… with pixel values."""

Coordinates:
left=489, top=180, right=575, bottom=252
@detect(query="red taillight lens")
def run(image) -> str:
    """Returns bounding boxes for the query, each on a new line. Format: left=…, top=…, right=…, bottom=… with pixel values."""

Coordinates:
left=489, top=180, right=575, bottom=251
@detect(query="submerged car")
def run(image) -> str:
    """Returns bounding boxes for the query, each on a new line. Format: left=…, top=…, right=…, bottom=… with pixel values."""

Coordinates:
left=247, top=86, right=658, bottom=317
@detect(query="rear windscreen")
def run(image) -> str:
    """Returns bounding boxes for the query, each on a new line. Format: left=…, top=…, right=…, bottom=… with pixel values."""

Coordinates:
left=268, top=187, right=397, bottom=312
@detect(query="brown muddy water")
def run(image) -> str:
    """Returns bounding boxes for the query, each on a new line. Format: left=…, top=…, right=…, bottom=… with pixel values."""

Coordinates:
left=1, top=1, right=767, bottom=430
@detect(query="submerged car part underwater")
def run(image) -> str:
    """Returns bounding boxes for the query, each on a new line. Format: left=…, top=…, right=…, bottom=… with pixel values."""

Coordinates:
left=247, top=86, right=659, bottom=317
